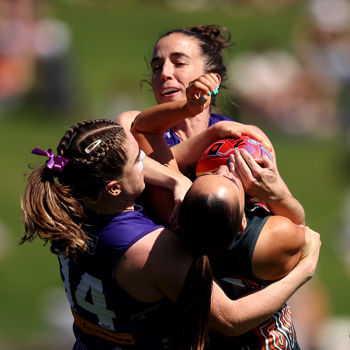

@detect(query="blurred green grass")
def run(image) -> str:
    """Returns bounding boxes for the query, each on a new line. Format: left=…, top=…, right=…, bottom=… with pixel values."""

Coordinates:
left=0, top=1, right=349, bottom=347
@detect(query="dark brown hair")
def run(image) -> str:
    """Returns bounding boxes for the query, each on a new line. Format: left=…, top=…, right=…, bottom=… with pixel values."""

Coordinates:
left=20, top=119, right=127, bottom=257
left=158, top=24, right=232, bottom=80
left=154, top=24, right=233, bottom=106
left=174, top=185, right=242, bottom=349
left=179, top=186, right=242, bottom=255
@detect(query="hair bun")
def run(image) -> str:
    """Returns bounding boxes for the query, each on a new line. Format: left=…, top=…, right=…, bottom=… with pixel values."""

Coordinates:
left=189, top=24, right=231, bottom=50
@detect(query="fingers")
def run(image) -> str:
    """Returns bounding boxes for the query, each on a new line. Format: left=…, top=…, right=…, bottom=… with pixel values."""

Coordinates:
left=300, top=226, right=321, bottom=260
left=306, top=227, right=321, bottom=248
left=228, top=129, right=242, bottom=139
left=211, top=121, right=242, bottom=140
left=195, top=73, right=220, bottom=93
left=188, top=73, right=221, bottom=101
left=241, top=148, right=273, bottom=170
left=258, top=154, right=273, bottom=168
left=228, top=154, right=235, bottom=173
left=234, top=148, right=262, bottom=183
left=188, top=80, right=212, bottom=102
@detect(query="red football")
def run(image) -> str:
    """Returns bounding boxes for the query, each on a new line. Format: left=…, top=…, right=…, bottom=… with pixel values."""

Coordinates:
left=196, top=136, right=273, bottom=176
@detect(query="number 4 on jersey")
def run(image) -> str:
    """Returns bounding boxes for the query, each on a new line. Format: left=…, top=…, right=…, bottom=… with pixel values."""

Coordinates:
left=59, top=255, right=117, bottom=330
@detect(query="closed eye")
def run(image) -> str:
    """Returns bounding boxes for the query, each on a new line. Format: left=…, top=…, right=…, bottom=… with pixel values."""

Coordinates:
left=223, top=175, right=239, bottom=189
left=152, top=64, right=162, bottom=72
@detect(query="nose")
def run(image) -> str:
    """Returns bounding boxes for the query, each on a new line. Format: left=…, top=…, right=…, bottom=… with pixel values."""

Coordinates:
left=160, top=60, right=173, bottom=82
left=214, top=165, right=231, bottom=177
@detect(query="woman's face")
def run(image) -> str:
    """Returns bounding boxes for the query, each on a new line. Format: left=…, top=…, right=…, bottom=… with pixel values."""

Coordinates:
left=118, top=131, right=146, bottom=199
left=151, top=33, right=206, bottom=104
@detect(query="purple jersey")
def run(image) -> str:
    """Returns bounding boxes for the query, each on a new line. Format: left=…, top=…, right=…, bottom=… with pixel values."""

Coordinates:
left=58, top=206, right=175, bottom=349
left=163, top=113, right=232, bottom=147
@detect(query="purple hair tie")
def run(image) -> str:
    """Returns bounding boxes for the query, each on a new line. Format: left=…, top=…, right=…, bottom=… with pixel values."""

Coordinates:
left=31, top=148, right=69, bottom=173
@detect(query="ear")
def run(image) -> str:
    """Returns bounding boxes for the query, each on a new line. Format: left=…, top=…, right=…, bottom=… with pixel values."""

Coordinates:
left=105, top=180, right=121, bottom=197
left=240, top=213, right=247, bottom=234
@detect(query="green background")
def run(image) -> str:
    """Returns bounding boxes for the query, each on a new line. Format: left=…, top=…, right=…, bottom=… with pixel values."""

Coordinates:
left=0, top=1, right=349, bottom=349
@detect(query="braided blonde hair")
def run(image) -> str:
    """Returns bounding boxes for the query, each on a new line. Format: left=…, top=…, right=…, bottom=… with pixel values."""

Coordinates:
left=21, top=119, right=127, bottom=256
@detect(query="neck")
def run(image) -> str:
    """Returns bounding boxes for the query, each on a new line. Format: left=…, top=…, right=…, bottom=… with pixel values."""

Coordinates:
left=84, top=193, right=135, bottom=215
left=172, top=110, right=211, bottom=141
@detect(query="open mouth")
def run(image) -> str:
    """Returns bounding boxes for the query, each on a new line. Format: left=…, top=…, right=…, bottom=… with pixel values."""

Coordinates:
left=161, top=88, right=180, bottom=96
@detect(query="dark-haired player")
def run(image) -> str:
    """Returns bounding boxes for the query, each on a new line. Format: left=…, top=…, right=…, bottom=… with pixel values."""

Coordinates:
left=125, top=67, right=307, bottom=349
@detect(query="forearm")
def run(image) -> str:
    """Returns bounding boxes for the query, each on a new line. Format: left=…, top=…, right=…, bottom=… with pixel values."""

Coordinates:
left=210, top=226, right=320, bottom=336
left=268, top=151, right=305, bottom=224
left=234, top=148, right=305, bottom=225
left=265, top=192, right=305, bottom=225
left=264, top=171, right=305, bottom=225
left=172, top=126, right=220, bottom=175
left=143, top=156, right=188, bottom=191
left=172, top=121, right=266, bottom=175
left=210, top=267, right=309, bottom=336
left=132, top=100, right=194, bottom=134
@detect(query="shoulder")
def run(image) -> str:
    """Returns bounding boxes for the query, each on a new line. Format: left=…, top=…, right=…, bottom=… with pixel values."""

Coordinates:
left=129, top=227, right=187, bottom=259
left=263, top=216, right=305, bottom=253
left=143, top=229, right=192, bottom=280
left=115, top=110, right=141, bottom=131
left=99, top=209, right=162, bottom=247
left=253, top=216, right=305, bottom=280
left=123, top=228, right=193, bottom=302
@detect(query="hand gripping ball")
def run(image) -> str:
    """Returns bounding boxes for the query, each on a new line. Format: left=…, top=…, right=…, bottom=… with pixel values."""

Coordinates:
left=196, top=136, right=273, bottom=176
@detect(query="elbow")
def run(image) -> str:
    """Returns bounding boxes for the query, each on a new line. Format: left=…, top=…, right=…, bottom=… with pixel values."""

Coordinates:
left=295, top=206, right=306, bottom=226
left=130, top=116, right=141, bottom=135
left=209, top=318, right=242, bottom=337
left=220, top=326, right=245, bottom=337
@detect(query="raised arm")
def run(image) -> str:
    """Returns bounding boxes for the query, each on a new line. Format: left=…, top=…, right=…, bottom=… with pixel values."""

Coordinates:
left=115, top=110, right=141, bottom=131
left=209, top=225, right=320, bottom=336
left=172, top=121, right=273, bottom=177
left=143, top=155, right=192, bottom=223
left=142, top=225, right=320, bottom=337
left=132, top=73, right=220, bottom=135
left=231, top=148, right=305, bottom=225
left=131, top=73, right=274, bottom=175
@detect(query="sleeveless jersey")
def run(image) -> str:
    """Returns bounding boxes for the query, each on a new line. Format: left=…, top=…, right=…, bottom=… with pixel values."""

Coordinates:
left=163, top=113, right=232, bottom=147
left=209, top=200, right=300, bottom=350
left=58, top=206, right=176, bottom=350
